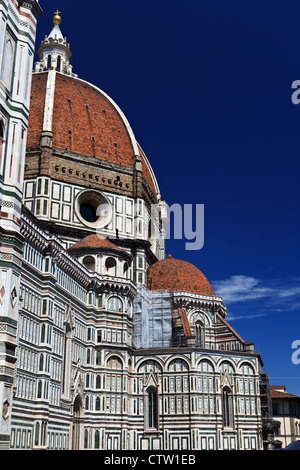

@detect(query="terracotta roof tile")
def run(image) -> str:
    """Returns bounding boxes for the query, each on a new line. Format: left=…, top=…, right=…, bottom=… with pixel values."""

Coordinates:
left=68, top=234, right=122, bottom=251
left=27, top=72, right=158, bottom=199
left=178, top=307, right=192, bottom=337
left=270, top=386, right=300, bottom=399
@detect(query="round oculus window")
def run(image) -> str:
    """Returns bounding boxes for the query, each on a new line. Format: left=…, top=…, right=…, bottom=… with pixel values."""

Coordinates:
left=75, top=190, right=112, bottom=229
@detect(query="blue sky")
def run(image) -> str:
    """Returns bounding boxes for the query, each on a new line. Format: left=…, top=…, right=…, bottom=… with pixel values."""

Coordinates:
left=35, top=1, right=300, bottom=394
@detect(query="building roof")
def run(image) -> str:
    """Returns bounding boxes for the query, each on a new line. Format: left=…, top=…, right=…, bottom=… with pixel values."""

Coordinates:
left=270, top=385, right=300, bottom=399
left=68, top=233, right=122, bottom=252
left=27, top=72, right=159, bottom=198
left=147, top=254, right=216, bottom=296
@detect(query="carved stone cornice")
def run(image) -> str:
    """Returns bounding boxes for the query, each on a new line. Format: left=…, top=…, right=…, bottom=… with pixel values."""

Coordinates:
left=20, top=210, right=137, bottom=299
left=17, top=0, right=43, bottom=19
left=172, top=291, right=227, bottom=317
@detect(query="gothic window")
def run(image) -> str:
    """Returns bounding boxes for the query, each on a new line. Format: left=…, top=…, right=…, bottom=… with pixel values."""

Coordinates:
left=57, top=55, right=61, bottom=72
left=39, top=354, right=44, bottom=371
left=94, top=430, right=100, bottom=449
left=96, top=375, right=101, bottom=388
left=84, top=429, right=88, bottom=449
left=87, top=349, right=91, bottom=364
left=195, top=320, right=205, bottom=347
left=95, top=397, right=100, bottom=411
left=40, top=324, right=45, bottom=342
left=34, top=422, right=40, bottom=446
left=222, top=386, right=234, bottom=428
left=1, top=31, right=15, bottom=89
left=96, top=350, right=101, bottom=365
left=37, top=380, right=42, bottom=398
left=147, top=386, right=158, bottom=429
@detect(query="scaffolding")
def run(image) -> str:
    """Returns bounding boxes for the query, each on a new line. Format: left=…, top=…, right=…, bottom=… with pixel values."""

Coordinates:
left=133, top=285, right=172, bottom=349
left=259, top=361, right=280, bottom=450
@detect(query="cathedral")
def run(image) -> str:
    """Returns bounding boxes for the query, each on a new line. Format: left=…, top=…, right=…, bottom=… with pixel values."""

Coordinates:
left=0, top=2, right=270, bottom=450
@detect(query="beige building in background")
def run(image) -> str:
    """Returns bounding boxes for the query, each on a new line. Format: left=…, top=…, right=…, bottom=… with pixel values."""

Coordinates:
left=271, top=385, right=300, bottom=448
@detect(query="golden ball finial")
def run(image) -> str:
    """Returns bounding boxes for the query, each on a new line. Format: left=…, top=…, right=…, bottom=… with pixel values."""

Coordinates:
left=53, top=10, right=61, bottom=25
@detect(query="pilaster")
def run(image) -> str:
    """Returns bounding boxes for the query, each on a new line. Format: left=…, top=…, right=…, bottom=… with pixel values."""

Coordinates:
left=0, top=0, right=41, bottom=449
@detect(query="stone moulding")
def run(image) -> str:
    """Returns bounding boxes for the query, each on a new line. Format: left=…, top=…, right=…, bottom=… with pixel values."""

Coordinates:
left=172, top=291, right=227, bottom=317
left=20, top=211, right=136, bottom=298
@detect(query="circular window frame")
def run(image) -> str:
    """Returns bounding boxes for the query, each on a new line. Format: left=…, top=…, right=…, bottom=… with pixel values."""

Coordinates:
left=75, top=189, right=112, bottom=229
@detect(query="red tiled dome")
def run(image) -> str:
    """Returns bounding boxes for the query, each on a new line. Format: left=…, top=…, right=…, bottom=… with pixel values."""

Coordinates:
left=147, top=255, right=215, bottom=296
left=27, top=72, right=158, bottom=197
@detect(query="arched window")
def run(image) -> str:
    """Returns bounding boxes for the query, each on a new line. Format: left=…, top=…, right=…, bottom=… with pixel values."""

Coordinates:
left=195, top=320, right=205, bottom=347
left=47, top=54, right=51, bottom=69
left=147, top=387, right=158, bottom=429
left=96, top=375, right=101, bottom=389
left=40, top=324, right=45, bottom=343
left=94, top=430, right=100, bottom=449
left=39, top=354, right=44, bottom=371
left=85, top=395, right=89, bottom=410
left=84, top=429, right=88, bottom=449
left=148, top=219, right=152, bottom=239
left=95, top=396, right=100, bottom=411
left=87, top=349, right=91, bottom=364
left=1, top=33, right=15, bottom=88
left=107, top=296, right=123, bottom=312
left=222, top=386, right=234, bottom=428
left=57, top=55, right=61, bottom=72
left=96, top=350, right=101, bottom=365
left=82, top=256, right=96, bottom=272
left=34, top=422, right=40, bottom=446
left=123, top=262, right=129, bottom=278
left=37, top=380, right=42, bottom=398
left=105, top=257, right=116, bottom=276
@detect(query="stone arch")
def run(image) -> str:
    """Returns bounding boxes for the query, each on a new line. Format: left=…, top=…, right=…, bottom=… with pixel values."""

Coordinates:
left=106, top=295, right=123, bottom=312
left=188, top=310, right=212, bottom=327
left=238, top=360, right=256, bottom=375
left=137, top=358, right=163, bottom=373
left=217, top=358, right=237, bottom=374
left=196, top=357, right=216, bottom=372
left=166, top=356, right=190, bottom=372
left=105, top=354, right=123, bottom=370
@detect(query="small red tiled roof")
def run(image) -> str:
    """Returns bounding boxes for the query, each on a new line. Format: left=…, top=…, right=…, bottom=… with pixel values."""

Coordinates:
left=147, top=255, right=215, bottom=296
left=270, top=386, right=299, bottom=399
left=178, top=307, right=192, bottom=337
left=68, top=234, right=122, bottom=252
